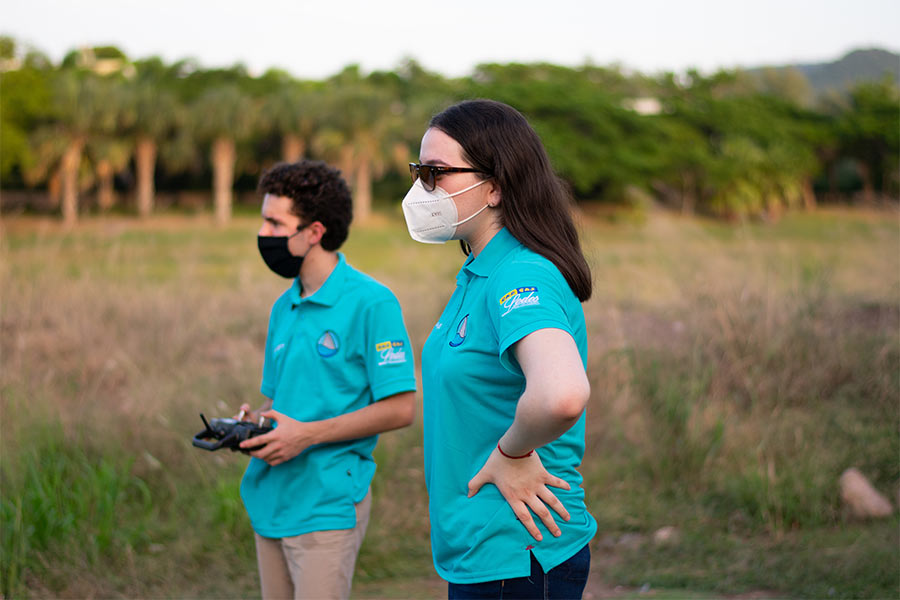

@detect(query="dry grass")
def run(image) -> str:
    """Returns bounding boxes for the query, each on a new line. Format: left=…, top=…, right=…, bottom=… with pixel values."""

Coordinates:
left=1, top=207, right=898, bottom=598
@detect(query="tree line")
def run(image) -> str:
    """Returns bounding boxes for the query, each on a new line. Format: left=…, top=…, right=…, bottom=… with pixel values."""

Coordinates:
left=1, top=38, right=897, bottom=225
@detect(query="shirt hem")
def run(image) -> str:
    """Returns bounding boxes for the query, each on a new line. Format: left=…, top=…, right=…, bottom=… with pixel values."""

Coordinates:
left=435, top=562, right=532, bottom=585
left=533, top=525, right=597, bottom=573
left=251, top=516, right=357, bottom=539
left=434, top=524, right=598, bottom=584
left=371, top=379, right=417, bottom=402
left=498, top=319, right=574, bottom=357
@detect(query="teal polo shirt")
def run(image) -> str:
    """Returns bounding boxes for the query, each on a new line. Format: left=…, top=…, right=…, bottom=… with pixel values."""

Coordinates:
left=241, top=253, right=417, bottom=538
left=422, top=228, right=597, bottom=583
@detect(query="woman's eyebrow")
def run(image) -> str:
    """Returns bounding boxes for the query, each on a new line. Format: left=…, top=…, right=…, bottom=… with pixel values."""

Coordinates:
left=419, top=158, right=451, bottom=167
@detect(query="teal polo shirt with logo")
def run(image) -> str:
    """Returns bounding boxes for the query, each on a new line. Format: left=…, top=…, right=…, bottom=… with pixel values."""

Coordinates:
left=422, top=228, right=597, bottom=583
left=241, top=253, right=417, bottom=538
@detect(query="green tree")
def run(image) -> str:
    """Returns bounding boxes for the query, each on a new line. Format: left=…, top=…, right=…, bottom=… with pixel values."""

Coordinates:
left=192, top=84, right=258, bottom=224
left=837, top=78, right=900, bottom=202
left=659, top=71, right=823, bottom=217
left=21, top=128, right=68, bottom=208
left=261, top=81, right=322, bottom=163
left=314, top=67, right=404, bottom=221
left=370, top=58, right=460, bottom=151
left=87, top=137, right=131, bottom=211
left=120, top=73, right=182, bottom=217
left=36, top=72, right=117, bottom=223
left=650, top=117, right=714, bottom=214
left=467, top=62, right=656, bottom=200
left=0, top=39, right=55, bottom=186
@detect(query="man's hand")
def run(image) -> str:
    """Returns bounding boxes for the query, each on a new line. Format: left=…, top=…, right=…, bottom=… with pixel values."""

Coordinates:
left=239, top=410, right=323, bottom=466
left=467, top=446, right=571, bottom=541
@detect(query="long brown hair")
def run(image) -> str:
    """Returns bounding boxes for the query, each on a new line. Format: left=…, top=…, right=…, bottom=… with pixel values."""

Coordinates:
left=430, top=99, right=592, bottom=301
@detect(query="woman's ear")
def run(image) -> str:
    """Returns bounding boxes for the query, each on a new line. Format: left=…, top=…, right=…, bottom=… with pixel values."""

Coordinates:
left=487, top=180, right=502, bottom=208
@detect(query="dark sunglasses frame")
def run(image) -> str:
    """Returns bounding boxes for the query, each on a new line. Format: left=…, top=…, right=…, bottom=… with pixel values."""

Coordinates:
left=408, top=163, right=487, bottom=192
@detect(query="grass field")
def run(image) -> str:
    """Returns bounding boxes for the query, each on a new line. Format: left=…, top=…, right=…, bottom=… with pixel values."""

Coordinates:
left=1, top=206, right=898, bottom=599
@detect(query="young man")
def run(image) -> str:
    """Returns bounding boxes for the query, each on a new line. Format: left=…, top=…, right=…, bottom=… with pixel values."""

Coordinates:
left=237, top=160, right=417, bottom=600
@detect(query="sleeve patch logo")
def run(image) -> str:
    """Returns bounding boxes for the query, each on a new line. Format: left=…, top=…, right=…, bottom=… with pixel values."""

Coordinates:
left=498, top=286, right=540, bottom=317
left=376, top=340, right=407, bottom=365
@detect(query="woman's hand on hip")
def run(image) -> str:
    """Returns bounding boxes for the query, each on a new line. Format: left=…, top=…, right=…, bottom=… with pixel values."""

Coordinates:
left=467, top=446, right=571, bottom=541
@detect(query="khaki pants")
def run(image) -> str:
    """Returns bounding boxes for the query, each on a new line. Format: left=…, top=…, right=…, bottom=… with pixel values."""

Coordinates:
left=254, top=491, right=371, bottom=600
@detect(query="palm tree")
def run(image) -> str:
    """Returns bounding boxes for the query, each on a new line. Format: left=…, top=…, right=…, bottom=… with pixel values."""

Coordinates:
left=23, top=127, right=68, bottom=209
left=79, top=82, right=132, bottom=213
left=121, top=79, right=181, bottom=217
left=313, top=70, right=403, bottom=222
left=262, top=82, right=321, bottom=163
left=47, top=72, right=115, bottom=224
left=191, top=85, right=257, bottom=225
left=87, top=137, right=131, bottom=211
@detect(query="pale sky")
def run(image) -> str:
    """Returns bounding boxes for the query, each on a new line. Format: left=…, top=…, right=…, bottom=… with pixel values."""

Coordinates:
left=4, top=0, right=899, bottom=78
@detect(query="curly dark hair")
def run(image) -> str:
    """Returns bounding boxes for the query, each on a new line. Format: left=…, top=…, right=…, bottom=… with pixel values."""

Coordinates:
left=258, top=160, right=353, bottom=251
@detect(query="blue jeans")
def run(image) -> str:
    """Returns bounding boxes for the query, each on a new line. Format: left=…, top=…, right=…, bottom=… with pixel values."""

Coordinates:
left=447, top=544, right=591, bottom=599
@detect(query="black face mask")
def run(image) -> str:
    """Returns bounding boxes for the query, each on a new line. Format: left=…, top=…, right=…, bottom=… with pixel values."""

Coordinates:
left=258, top=227, right=307, bottom=278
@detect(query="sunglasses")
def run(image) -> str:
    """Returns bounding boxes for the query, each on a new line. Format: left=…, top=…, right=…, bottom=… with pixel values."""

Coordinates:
left=408, top=163, right=487, bottom=192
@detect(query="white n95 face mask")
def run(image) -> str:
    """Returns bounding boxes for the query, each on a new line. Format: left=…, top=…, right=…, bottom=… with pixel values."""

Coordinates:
left=401, top=178, right=490, bottom=244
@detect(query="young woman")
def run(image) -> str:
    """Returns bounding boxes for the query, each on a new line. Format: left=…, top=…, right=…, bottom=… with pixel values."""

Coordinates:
left=401, top=100, right=595, bottom=599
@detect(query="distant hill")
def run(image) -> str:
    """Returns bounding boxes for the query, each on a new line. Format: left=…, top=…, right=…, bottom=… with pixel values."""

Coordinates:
left=796, top=48, right=899, bottom=93
left=749, top=48, right=899, bottom=96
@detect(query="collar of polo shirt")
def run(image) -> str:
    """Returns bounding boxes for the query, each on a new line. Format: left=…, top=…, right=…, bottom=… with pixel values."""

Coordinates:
left=461, top=228, right=519, bottom=279
left=289, top=253, right=348, bottom=308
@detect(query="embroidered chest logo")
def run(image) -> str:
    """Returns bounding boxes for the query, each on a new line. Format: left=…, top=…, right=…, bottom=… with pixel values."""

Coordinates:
left=375, top=340, right=407, bottom=365
left=449, top=314, right=469, bottom=347
left=498, top=286, right=540, bottom=317
left=317, top=330, right=340, bottom=358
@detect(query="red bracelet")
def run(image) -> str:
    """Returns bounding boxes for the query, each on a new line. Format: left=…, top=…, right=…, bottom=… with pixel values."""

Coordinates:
left=497, top=443, right=533, bottom=459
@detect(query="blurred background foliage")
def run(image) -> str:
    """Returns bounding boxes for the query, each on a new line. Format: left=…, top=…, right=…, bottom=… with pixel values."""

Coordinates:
left=1, top=37, right=897, bottom=225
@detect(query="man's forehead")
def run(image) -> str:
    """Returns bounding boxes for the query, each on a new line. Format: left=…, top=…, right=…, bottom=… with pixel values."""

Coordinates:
left=261, top=193, right=295, bottom=216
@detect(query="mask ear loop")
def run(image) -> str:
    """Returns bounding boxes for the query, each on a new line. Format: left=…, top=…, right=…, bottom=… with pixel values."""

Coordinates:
left=451, top=202, right=490, bottom=228
left=289, top=222, right=311, bottom=238
left=446, top=178, right=492, bottom=227
left=444, top=178, right=490, bottom=199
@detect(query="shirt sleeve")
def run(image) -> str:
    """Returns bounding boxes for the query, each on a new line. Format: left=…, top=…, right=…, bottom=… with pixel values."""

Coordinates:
left=488, top=258, right=575, bottom=374
left=365, top=295, right=418, bottom=402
